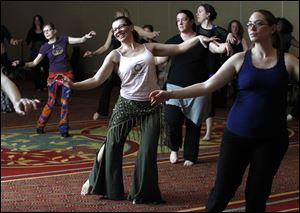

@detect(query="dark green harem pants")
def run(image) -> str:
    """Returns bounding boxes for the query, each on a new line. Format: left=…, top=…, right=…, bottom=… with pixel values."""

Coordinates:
left=88, top=96, right=163, bottom=203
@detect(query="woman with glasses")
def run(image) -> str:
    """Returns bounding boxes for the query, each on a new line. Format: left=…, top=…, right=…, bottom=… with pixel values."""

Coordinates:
left=13, top=23, right=96, bottom=137
left=150, top=9, right=299, bottom=211
left=63, top=16, right=215, bottom=204
left=83, top=8, right=160, bottom=121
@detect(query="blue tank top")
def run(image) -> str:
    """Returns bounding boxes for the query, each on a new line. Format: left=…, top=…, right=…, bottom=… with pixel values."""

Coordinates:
left=227, top=49, right=289, bottom=137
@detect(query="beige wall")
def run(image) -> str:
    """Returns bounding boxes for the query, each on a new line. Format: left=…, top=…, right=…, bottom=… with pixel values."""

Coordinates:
left=1, top=1, right=299, bottom=74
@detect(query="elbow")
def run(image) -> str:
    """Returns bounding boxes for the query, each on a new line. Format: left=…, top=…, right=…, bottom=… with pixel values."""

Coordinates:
left=202, top=82, right=213, bottom=95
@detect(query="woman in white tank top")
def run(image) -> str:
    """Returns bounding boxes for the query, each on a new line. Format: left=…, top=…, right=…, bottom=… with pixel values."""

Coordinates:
left=62, top=16, right=218, bottom=204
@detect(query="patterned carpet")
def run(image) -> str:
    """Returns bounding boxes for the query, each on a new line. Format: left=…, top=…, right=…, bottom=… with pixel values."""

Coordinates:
left=1, top=117, right=299, bottom=212
left=1, top=118, right=225, bottom=181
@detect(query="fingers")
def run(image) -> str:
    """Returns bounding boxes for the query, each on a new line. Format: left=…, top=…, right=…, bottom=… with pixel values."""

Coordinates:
left=226, top=44, right=233, bottom=56
left=15, top=98, right=41, bottom=115
left=149, top=90, right=167, bottom=106
left=86, top=31, right=96, bottom=38
left=14, top=108, right=25, bottom=115
left=12, top=60, right=20, bottom=67
left=151, top=31, right=160, bottom=39
left=83, top=51, right=92, bottom=58
left=212, top=40, right=220, bottom=47
left=32, top=99, right=40, bottom=110
left=199, top=36, right=208, bottom=48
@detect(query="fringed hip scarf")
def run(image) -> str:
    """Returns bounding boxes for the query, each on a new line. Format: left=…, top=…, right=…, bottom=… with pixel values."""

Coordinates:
left=107, top=96, right=168, bottom=150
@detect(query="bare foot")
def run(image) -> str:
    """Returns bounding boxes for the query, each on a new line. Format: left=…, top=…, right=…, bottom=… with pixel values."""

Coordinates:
left=183, top=160, right=194, bottom=166
left=202, top=135, right=211, bottom=141
left=81, top=179, right=92, bottom=195
left=170, top=151, right=178, bottom=164
left=93, top=112, right=100, bottom=120
left=287, top=114, right=293, bottom=121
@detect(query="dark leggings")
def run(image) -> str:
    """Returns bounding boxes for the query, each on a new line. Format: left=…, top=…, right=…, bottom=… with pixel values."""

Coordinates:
left=165, top=104, right=201, bottom=162
left=206, top=128, right=289, bottom=212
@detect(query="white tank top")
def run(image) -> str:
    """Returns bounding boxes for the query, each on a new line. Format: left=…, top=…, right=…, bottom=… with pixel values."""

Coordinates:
left=116, top=44, right=159, bottom=101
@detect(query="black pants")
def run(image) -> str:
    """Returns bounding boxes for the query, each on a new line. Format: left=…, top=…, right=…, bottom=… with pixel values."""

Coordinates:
left=165, top=104, right=201, bottom=162
left=96, top=71, right=121, bottom=116
left=30, top=54, right=49, bottom=90
left=290, top=93, right=299, bottom=119
left=205, top=128, right=289, bottom=212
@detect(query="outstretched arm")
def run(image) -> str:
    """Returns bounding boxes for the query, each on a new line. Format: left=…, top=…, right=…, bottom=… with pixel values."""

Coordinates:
left=134, top=25, right=160, bottom=39
left=68, top=31, right=96, bottom=44
left=208, top=41, right=233, bottom=56
left=63, top=50, right=117, bottom=90
left=12, top=53, right=44, bottom=68
left=83, top=30, right=113, bottom=58
left=147, top=35, right=216, bottom=57
left=149, top=52, right=244, bottom=105
left=1, top=71, right=39, bottom=115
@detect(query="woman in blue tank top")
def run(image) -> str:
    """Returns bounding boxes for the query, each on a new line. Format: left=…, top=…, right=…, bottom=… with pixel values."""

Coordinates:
left=150, top=9, right=299, bottom=212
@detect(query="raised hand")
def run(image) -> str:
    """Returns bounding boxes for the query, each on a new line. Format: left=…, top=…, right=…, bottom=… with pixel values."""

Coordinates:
left=226, top=33, right=237, bottom=44
left=150, top=31, right=160, bottom=39
left=222, top=42, right=233, bottom=56
left=85, top=31, right=96, bottom=39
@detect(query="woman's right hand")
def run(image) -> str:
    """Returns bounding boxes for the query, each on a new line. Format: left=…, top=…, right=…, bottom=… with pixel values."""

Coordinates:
left=83, top=51, right=93, bottom=58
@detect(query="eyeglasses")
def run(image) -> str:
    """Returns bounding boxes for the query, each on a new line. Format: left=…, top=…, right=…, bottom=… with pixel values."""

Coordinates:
left=112, top=24, right=129, bottom=33
left=246, top=22, right=269, bottom=29
left=43, top=29, right=53, bottom=33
